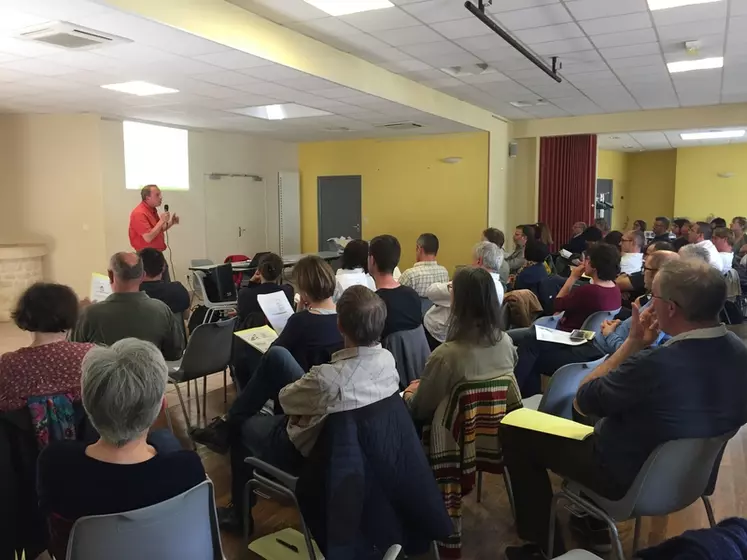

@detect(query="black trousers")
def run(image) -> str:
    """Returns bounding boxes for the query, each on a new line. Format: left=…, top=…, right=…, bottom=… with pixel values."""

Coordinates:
left=500, top=424, right=627, bottom=555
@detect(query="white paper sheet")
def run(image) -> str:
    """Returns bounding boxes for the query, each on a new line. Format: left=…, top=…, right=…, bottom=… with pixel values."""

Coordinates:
left=90, top=273, right=112, bottom=303
left=257, top=291, right=295, bottom=334
left=535, top=325, right=588, bottom=346
left=234, top=325, right=279, bottom=354
left=336, top=272, right=369, bottom=293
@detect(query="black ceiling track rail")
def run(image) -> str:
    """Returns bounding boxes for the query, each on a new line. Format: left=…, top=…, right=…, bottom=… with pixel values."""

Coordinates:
left=464, top=0, right=562, bottom=83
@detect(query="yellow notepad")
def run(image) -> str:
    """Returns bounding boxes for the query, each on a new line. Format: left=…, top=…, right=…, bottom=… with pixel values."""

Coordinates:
left=501, top=408, right=594, bottom=441
left=234, top=325, right=278, bottom=354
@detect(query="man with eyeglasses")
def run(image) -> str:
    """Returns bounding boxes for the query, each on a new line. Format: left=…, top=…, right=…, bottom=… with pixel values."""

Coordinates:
left=619, top=230, right=645, bottom=275
left=503, top=258, right=747, bottom=560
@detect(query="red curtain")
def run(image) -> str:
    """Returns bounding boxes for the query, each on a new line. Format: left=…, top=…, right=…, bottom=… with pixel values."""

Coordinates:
left=538, top=134, right=597, bottom=249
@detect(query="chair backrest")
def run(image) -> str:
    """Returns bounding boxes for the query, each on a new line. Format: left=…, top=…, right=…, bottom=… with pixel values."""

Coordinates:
left=179, top=318, right=236, bottom=381
left=533, top=312, right=564, bottom=330
left=66, top=479, right=223, bottom=560
left=537, top=275, right=565, bottom=315
left=613, top=431, right=737, bottom=520
left=382, top=326, right=431, bottom=388
left=499, top=302, right=511, bottom=330
left=538, top=356, right=608, bottom=419
left=580, top=308, right=621, bottom=333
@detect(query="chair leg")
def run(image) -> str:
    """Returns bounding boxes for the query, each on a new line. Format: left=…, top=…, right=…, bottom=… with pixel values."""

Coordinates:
left=632, top=516, right=641, bottom=553
left=194, top=379, right=201, bottom=420
left=503, top=468, right=516, bottom=523
left=203, top=375, right=207, bottom=423
left=223, top=368, right=228, bottom=403
left=172, top=382, right=192, bottom=439
left=548, top=492, right=562, bottom=559
left=703, top=495, right=717, bottom=527
left=477, top=471, right=483, bottom=503
left=165, top=405, right=174, bottom=434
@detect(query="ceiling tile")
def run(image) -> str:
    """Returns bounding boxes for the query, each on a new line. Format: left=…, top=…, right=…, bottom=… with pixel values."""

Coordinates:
left=455, top=35, right=515, bottom=53
left=0, top=58, right=76, bottom=77
left=600, top=42, right=661, bottom=60
left=416, top=51, right=482, bottom=67
left=401, top=0, right=471, bottom=24
left=564, top=0, right=648, bottom=21
left=579, top=12, right=652, bottom=36
left=523, top=104, right=569, bottom=117
left=429, top=18, right=494, bottom=39
left=229, top=0, right=328, bottom=23
left=525, top=82, right=582, bottom=99
left=607, top=54, right=665, bottom=70
left=239, top=65, right=307, bottom=81
left=310, top=86, right=366, bottom=99
left=514, top=23, right=585, bottom=45
left=400, top=40, right=468, bottom=58
left=379, top=59, right=433, bottom=72
left=487, top=0, right=560, bottom=13
left=274, top=75, right=338, bottom=91
left=567, top=71, right=621, bottom=87
left=656, top=19, right=726, bottom=42
left=531, top=37, right=594, bottom=55
left=459, top=71, right=511, bottom=84
left=289, top=17, right=359, bottom=38
left=193, top=50, right=273, bottom=70
left=0, top=37, right=62, bottom=57
left=376, top=24, right=444, bottom=47
left=339, top=8, right=421, bottom=32
left=590, top=28, right=658, bottom=49
left=493, top=4, right=572, bottom=31
left=733, top=0, right=747, bottom=16
left=193, top=70, right=261, bottom=87
left=559, top=60, right=610, bottom=74
left=550, top=96, right=604, bottom=114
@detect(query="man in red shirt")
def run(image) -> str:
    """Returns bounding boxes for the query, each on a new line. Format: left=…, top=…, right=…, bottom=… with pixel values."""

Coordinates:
left=129, top=185, right=179, bottom=280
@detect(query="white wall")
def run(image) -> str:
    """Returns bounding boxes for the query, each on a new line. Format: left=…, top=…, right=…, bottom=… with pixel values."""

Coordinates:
left=100, top=120, right=298, bottom=283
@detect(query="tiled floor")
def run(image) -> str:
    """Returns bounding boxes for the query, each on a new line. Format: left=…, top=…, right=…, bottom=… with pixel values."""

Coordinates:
left=3, top=321, right=747, bottom=559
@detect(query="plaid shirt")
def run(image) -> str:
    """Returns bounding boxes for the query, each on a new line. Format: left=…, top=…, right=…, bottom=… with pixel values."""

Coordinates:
left=399, top=261, right=449, bottom=297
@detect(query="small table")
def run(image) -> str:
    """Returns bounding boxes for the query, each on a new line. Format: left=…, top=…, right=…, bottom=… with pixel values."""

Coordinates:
left=188, top=251, right=341, bottom=273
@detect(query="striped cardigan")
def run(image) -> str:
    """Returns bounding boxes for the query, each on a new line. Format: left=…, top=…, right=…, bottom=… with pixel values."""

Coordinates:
left=422, top=376, right=522, bottom=558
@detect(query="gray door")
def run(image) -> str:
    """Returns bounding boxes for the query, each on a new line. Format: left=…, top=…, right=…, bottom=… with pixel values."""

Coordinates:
left=595, top=178, right=614, bottom=227
left=317, top=175, right=362, bottom=251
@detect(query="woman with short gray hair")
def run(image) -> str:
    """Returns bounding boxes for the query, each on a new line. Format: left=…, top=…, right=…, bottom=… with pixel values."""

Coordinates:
left=37, top=338, right=205, bottom=559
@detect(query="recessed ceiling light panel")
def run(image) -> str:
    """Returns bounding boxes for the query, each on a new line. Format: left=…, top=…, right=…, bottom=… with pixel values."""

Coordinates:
left=303, top=0, right=394, bottom=16
left=680, top=129, right=745, bottom=140
left=667, top=56, right=723, bottom=73
left=647, top=0, right=722, bottom=10
left=232, top=103, right=332, bottom=120
left=101, top=81, right=178, bottom=96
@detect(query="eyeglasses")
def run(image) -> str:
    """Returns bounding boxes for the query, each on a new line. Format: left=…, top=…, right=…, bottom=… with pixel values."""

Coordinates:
left=651, top=293, right=679, bottom=307
left=643, top=266, right=658, bottom=272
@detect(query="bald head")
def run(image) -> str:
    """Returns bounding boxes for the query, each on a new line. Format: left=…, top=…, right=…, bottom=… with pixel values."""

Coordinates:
left=109, top=252, right=143, bottom=292
left=648, top=250, right=679, bottom=270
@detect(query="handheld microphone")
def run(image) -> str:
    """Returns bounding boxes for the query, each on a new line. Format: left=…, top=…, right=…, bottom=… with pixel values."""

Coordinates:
left=164, top=204, right=169, bottom=212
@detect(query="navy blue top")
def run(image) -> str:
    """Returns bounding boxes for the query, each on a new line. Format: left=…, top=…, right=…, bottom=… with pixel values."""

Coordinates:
left=238, top=282, right=294, bottom=325
left=513, top=262, right=549, bottom=295
left=274, top=310, right=344, bottom=371
left=577, top=329, right=747, bottom=491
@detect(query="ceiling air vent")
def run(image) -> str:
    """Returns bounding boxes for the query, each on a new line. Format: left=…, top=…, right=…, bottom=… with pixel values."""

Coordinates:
left=16, top=21, right=131, bottom=50
left=377, top=121, right=424, bottom=131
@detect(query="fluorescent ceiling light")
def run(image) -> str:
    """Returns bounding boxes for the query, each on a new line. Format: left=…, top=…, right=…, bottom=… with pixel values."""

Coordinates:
left=303, top=0, right=394, bottom=16
left=647, top=0, right=721, bottom=9
left=680, top=130, right=746, bottom=140
left=667, top=56, right=723, bottom=73
left=101, top=81, right=178, bottom=96
left=232, top=103, right=332, bottom=120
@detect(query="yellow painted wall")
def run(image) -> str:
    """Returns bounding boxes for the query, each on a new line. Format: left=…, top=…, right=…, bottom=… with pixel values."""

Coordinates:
left=597, top=150, right=630, bottom=231
left=507, top=137, right=539, bottom=229
left=627, top=150, right=677, bottom=227
left=299, top=132, right=489, bottom=274
left=674, top=144, right=747, bottom=221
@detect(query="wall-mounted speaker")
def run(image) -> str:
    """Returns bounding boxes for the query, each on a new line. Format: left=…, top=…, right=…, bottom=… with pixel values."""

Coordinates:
left=508, top=141, right=518, bottom=158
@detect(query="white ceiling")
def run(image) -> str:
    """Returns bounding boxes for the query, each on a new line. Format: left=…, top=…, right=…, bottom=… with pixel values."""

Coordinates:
left=598, top=128, right=747, bottom=151
left=235, top=0, right=747, bottom=119
left=0, top=0, right=475, bottom=141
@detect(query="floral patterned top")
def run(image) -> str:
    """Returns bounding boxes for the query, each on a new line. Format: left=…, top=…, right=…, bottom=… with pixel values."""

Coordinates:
left=0, top=341, right=94, bottom=412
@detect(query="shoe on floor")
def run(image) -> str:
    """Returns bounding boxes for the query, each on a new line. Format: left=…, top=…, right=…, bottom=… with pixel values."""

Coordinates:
left=190, top=416, right=230, bottom=454
left=505, top=543, right=547, bottom=560
left=217, top=503, right=242, bottom=534
left=569, top=513, right=612, bottom=553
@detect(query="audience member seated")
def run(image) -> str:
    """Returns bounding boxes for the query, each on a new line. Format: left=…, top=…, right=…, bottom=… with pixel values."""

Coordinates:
left=369, top=235, right=422, bottom=339
left=333, top=239, right=376, bottom=302
left=713, top=227, right=735, bottom=271
left=138, top=248, right=190, bottom=315
left=503, top=259, right=747, bottom=560
left=603, top=230, right=622, bottom=252
left=0, top=284, right=94, bottom=412
left=563, top=222, right=587, bottom=256
left=71, top=252, right=184, bottom=360
left=619, top=230, right=645, bottom=275
left=405, top=267, right=519, bottom=423
left=651, top=216, right=672, bottom=243
left=594, top=218, right=609, bottom=236
left=632, top=219, right=647, bottom=233
left=483, top=227, right=510, bottom=283
left=513, top=251, right=678, bottom=397
left=679, top=243, right=711, bottom=263
left=617, top=241, right=673, bottom=306
left=579, top=226, right=603, bottom=252
left=506, top=244, right=621, bottom=348
left=38, top=339, right=205, bottom=559
left=237, top=252, right=294, bottom=328
left=732, top=216, right=747, bottom=259
left=269, top=255, right=344, bottom=372
left=399, top=233, right=449, bottom=297
left=711, top=216, right=727, bottom=229
left=507, top=225, right=534, bottom=273
left=534, top=222, right=553, bottom=247
left=672, top=218, right=691, bottom=251
left=687, top=221, right=724, bottom=272
left=424, top=242, right=505, bottom=349
left=512, top=240, right=550, bottom=296
left=196, top=286, right=400, bottom=530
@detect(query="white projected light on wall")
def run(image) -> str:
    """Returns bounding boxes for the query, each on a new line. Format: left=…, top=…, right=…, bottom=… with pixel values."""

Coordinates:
left=124, top=121, right=189, bottom=190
